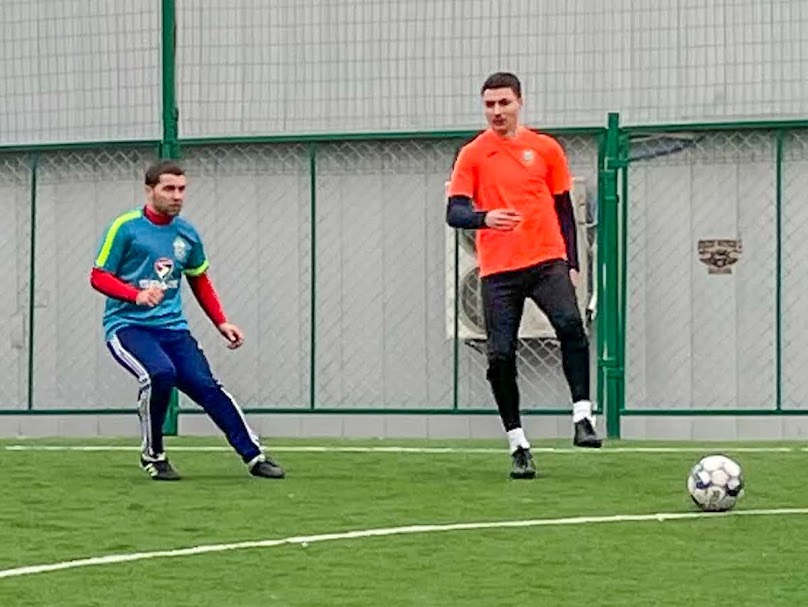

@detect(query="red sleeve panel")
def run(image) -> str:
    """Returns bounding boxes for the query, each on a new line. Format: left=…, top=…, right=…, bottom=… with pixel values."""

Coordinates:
left=90, top=267, right=139, bottom=303
left=187, top=273, right=227, bottom=326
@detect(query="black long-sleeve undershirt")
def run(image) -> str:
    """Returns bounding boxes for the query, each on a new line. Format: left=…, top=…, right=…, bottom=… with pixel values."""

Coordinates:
left=553, top=191, right=579, bottom=271
left=445, top=195, right=487, bottom=229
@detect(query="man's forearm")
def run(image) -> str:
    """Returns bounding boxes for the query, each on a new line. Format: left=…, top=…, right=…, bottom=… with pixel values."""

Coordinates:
left=89, top=267, right=139, bottom=303
left=446, top=195, right=488, bottom=229
left=187, top=273, right=227, bottom=326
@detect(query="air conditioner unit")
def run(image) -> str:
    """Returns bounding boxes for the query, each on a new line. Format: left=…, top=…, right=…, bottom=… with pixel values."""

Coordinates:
left=445, top=177, right=591, bottom=341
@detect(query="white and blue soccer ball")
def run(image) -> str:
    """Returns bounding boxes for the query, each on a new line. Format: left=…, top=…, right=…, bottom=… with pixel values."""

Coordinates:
left=687, top=454, right=745, bottom=512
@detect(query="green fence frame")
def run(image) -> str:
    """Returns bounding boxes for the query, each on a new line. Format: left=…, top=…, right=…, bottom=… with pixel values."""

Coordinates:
left=0, top=130, right=608, bottom=426
left=614, top=117, right=808, bottom=434
left=174, top=125, right=607, bottom=423
left=3, top=0, right=808, bottom=441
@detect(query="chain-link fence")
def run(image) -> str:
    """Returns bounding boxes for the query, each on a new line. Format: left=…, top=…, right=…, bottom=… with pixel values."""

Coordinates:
left=0, top=134, right=604, bottom=414
left=179, top=143, right=312, bottom=410
left=312, top=140, right=456, bottom=409
left=172, top=0, right=808, bottom=137
left=0, top=152, right=31, bottom=410
left=4, top=2, right=807, bottom=146
left=0, top=1, right=160, bottom=146
left=781, top=129, right=808, bottom=410
left=3, top=123, right=808, bottom=434
left=177, top=135, right=602, bottom=411
left=3, top=2, right=808, bottom=441
left=32, top=147, right=159, bottom=410
left=0, top=148, right=161, bottom=412
left=624, top=127, right=808, bottom=412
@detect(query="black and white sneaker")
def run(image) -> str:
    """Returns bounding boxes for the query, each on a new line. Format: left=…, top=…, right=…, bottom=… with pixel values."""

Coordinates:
left=140, top=455, right=182, bottom=481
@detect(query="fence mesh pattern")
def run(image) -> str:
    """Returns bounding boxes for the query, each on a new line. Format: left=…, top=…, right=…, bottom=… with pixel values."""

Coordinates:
left=31, top=147, right=158, bottom=409
left=625, top=131, right=780, bottom=410
left=2, top=129, right=805, bottom=414
left=175, top=0, right=808, bottom=137
left=0, top=0, right=160, bottom=145
left=781, top=129, right=808, bottom=410
left=179, top=135, right=601, bottom=410
left=0, top=153, right=32, bottom=409
left=179, top=144, right=313, bottom=409
left=0, top=135, right=601, bottom=412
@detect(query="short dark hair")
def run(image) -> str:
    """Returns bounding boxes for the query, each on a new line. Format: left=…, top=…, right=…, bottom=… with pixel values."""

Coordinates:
left=145, top=160, right=184, bottom=187
left=480, top=72, right=522, bottom=97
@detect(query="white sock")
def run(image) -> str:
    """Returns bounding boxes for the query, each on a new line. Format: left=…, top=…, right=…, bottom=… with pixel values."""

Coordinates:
left=573, top=400, right=593, bottom=423
left=507, top=427, right=531, bottom=454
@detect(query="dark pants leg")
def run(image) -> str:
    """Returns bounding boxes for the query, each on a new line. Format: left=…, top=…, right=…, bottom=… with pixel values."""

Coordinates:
left=161, top=330, right=263, bottom=464
left=481, top=270, right=525, bottom=432
left=524, top=260, right=590, bottom=403
left=108, top=327, right=177, bottom=458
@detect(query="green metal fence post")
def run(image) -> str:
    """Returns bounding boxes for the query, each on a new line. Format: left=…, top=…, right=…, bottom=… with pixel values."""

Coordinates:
left=160, top=0, right=179, bottom=161
left=598, top=112, right=625, bottom=439
left=308, top=142, right=317, bottom=410
left=452, top=228, right=460, bottom=411
left=26, top=152, right=38, bottom=410
left=595, top=131, right=606, bottom=416
left=619, top=134, right=630, bottom=420
left=775, top=129, right=784, bottom=411
left=160, top=0, right=180, bottom=435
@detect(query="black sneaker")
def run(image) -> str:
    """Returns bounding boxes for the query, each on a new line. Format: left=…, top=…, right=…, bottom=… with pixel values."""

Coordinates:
left=249, top=456, right=285, bottom=479
left=573, top=418, right=603, bottom=448
left=510, top=447, right=536, bottom=479
left=140, top=455, right=182, bottom=481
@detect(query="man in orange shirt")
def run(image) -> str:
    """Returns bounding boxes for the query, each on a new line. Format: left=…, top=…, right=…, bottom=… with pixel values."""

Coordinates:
left=446, top=72, right=601, bottom=479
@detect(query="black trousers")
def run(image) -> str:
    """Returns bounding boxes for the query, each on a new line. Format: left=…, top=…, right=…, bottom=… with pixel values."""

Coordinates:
left=480, top=259, right=590, bottom=431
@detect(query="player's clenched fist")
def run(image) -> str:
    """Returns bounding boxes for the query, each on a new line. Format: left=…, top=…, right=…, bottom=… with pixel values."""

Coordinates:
left=136, top=286, right=164, bottom=307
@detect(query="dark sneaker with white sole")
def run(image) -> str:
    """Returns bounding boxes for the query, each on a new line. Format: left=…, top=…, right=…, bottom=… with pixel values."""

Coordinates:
left=573, top=418, right=603, bottom=448
left=249, top=456, right=285, bottom=479
left=140, top=455, right=182, bottom=481
left=510, top=447, right=537, bottom=479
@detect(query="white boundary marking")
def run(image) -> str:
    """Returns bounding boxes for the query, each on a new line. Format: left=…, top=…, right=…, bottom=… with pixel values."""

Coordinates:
left=1, top=508, right=807, bottom=580
left=3, top=444, right=805, bottom=454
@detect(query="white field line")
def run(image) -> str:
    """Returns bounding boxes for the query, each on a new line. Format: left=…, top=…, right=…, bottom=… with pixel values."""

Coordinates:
left=1, top=508, right=807, bottom=580
left=2, top=444, right=803, bottom=454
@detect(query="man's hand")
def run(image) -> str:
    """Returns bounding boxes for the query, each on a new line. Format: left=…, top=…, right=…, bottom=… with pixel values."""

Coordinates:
left=569, top=268, right=579, bottom=287
left=217, top=322, right=245, bottom=350
left=135, top=286, right=164, bottom=307
left=484, top=209, right=522, bottom=231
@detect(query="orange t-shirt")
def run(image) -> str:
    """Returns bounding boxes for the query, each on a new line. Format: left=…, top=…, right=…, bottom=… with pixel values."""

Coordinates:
left=447, top=126, right=572, bottom=277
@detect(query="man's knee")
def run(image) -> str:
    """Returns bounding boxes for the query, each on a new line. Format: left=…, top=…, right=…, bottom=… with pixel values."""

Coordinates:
left=486, top=353, right=517, bottom=382
left=553, top=312, right=587, bottom=344
left=180, top=369, right=220, bottom=398
left=149, top=366, right=177, bottom=392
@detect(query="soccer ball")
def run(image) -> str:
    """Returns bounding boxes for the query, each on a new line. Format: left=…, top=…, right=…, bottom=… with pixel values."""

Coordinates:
left=687, top=454, right=745, bottom=512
